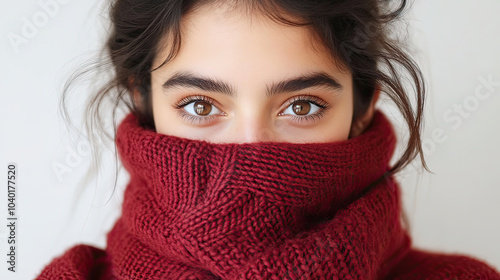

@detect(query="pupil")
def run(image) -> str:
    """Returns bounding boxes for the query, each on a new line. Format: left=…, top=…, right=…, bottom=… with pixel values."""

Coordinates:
left=293, top=102, right=310, bottom=115
left=194, top=101, right=212, bottom=115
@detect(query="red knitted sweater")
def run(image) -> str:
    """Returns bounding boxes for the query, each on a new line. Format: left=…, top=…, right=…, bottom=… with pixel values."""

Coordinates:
left=37, top=110, right=500, bottom=279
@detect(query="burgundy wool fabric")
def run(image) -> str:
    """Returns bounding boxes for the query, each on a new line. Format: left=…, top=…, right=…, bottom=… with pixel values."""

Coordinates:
left=37, top=110, right=500, bottom=279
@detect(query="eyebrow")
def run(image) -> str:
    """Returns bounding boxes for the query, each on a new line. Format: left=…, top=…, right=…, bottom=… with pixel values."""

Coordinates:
left=162, top=70, right=343, bottom=97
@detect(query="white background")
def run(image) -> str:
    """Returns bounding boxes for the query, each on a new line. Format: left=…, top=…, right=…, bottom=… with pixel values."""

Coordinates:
left=1, top=0, right=499, bottom=279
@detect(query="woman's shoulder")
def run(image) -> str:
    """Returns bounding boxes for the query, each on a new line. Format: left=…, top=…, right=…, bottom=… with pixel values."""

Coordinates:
left=387, top=247, right=500, bottom=279
left=35, top=244, right=115, bottom=280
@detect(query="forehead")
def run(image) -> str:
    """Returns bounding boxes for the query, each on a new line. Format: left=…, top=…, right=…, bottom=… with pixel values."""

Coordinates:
left=152, top=5, right=347, bottom=83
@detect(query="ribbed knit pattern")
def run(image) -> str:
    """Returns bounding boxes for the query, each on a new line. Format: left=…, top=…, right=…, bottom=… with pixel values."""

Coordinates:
left=36, top=109, right=500, bottom=280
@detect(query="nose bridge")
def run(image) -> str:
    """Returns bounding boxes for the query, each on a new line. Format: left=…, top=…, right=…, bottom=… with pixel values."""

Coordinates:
left=244, top=122, right=275, bottom=143
left=234, top=111, right=276, bottom=143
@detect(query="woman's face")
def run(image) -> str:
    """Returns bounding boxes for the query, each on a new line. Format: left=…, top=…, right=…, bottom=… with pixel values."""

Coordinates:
left=149, top=7, right=358, bottom=144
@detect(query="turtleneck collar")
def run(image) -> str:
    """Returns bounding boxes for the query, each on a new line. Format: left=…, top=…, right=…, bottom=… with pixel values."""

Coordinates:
left=116, top=109, right=396, bottom=211
left=107, top=109, right=409, bottom=279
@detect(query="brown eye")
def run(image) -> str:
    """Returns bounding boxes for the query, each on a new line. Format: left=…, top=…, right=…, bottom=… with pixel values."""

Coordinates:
left=280, top=98, right=323, bottom=118
left=182, top=97, right=224, bottom=118
left=292, top=101, right=311, bottom=115
left=194, top=101, right=212, bottom=115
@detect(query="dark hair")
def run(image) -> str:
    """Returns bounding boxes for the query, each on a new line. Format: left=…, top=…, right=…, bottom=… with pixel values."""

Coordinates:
left=60, top=0, right=430, bottom=208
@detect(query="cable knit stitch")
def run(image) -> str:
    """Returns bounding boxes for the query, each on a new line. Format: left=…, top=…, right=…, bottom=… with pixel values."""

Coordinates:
left=36, top=109, right=500, bottom=279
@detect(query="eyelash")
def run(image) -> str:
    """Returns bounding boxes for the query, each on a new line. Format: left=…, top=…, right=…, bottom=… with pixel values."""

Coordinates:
left=282, top=95, right=330, bottom=124
left=172, top=94, right=331, bottom=125
left=173, top=95, right=220, bottom=125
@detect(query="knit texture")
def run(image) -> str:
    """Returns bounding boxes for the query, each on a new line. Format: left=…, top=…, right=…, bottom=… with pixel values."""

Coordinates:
left=37, top=109, right=500, bottom=279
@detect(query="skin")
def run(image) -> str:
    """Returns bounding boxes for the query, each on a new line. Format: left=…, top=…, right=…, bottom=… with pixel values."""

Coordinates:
left=138, top=5, right=379, bottom=144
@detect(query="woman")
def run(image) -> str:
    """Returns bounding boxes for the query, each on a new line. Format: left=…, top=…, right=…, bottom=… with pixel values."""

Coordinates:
left=37, top=0, right=500, bottom=279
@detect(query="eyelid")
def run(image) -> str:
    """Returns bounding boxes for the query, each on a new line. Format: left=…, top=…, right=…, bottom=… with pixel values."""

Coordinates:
left=173, top=95, right=221, bottom=109
left=178, top=111, right=219, bottom=125
left=280, top=94, right=330, bottom=111
left=287, top=109, right=327, bottom=124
